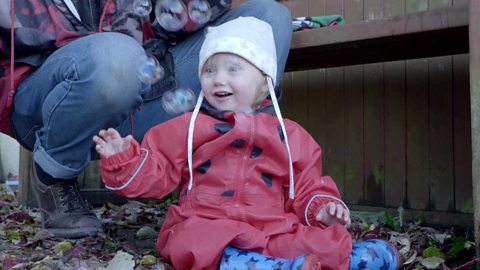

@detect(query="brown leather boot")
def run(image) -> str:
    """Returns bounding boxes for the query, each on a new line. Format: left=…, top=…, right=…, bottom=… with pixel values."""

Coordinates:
left=30, top=165, right=103, bottom=238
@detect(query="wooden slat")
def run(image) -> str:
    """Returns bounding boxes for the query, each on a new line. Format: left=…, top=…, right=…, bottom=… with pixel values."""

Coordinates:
left=306, top=69, right=326, bottom=148
left=469, top=0, right=480, bottom=257
left=363, top=62, right=385, bottom=206
left=406, top=58, right=430, bottom=210
left=287, top=0, right=309, bottom=129
left=406, top=0, right=428, bottom=13
left=343, top=65, right=364, bottom=204
left=451, top=0, right=471, bottom=215
left=384, top=61, right=407, bottom=207
left=280, top=73, right=293, bottom=117
left=324, top=67, right=345, bottom=194
left=428, top=56, right=454, bottom=211
left=383, top=1, right=407, bottom=208
left=286, top=5, right=468, bottom=71
left=322, top=0, right=346, bottom=195
left=289, top=0, right=308, bottom=18
left=289, top=71, right=309, bottom=128
left=305, top=0, right=327, bottom=147
left=427, top=0, right=455, bottom=212
left=343, top=0, right=364, bottom=205
left=405, top=0, right=430, bottom=211
left=18, top=148, right=34, bottom=207
left=384, top=0, right=406, bottom=17
left=308, top=0, right=326, bottom=17
left=362, top=1, right=385, bottom=207
left=427, top=0, right=454, bottom=212
left=453, top=54, right=472, bottom=213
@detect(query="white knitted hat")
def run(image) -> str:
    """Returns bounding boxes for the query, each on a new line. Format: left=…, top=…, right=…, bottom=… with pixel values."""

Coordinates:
left=198, top=16, right=277, bottom=86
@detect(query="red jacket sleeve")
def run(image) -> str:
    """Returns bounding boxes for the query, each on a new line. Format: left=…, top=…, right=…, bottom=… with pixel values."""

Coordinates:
left=284, top=120, right=348, bottom=228
left=100, top=115, right=191, bottom=199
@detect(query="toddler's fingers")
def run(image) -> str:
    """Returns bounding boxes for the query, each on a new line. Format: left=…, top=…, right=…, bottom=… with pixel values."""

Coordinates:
left=315, top=208, right=326, bottom=221
left=92, top=136, right=104, bottom=146
left=107, top=128, right=121, bottom=138
left=327, top=202, right=336, bottom=215
left=95, top=144, right=104, bottom=155
left=98, top=129, right=108, bottom=138
left=336, top=204, right=344, bottom=219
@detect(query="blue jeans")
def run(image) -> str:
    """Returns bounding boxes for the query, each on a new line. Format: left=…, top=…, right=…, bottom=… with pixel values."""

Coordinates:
left=11, top=0, right=292, bottom=179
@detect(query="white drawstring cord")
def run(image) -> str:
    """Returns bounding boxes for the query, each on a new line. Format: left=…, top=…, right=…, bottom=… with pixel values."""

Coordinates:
left=187, top=91, right=204, bottom=190
left=267, top=78, right=295, bottom=199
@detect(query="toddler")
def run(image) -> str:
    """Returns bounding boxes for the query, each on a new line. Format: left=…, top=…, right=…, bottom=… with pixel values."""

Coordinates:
left=94, top=17, right=399, bottom=270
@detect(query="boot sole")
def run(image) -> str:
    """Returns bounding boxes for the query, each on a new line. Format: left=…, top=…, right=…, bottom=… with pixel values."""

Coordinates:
left=47, top=227, right=102, bottom=239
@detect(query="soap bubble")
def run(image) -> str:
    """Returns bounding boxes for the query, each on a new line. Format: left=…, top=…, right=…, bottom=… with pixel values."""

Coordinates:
left=162, top=87, right=197, bottom=115
left=220, top=0, right=232, bottom=7
left=133, top=0, right=153, bottom=17
left=155, top=0, right=188, bottom=32
left=188, top=0, right=212, bottom=25
left=138, top=56, right=165, bottom=85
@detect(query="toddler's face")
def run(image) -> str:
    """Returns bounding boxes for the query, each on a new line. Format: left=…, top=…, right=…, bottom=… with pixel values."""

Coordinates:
left=200, top=53, right=267, bottom=113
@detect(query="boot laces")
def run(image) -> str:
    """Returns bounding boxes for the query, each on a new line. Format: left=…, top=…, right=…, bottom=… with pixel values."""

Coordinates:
left=57, top=183, right=88, bottom=213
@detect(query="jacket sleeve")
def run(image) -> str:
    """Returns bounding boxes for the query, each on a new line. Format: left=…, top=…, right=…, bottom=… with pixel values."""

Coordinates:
left=284, top=121, right=349, bottom=228
left=100, top=116, right=191, bottom=199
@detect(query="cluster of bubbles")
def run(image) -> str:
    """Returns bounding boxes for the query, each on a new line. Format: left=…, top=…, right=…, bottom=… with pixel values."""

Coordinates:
left=135, top=0, right=232, bottom=114
left=137, top=55, right=196, bottom=115
left=133, top=0, right=231, bottom=31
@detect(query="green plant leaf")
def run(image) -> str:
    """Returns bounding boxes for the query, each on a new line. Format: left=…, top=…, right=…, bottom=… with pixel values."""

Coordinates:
left=423, top=246, right=445, bottom=259
left=447, top=237, right=473, bottom=257
left=383, top=211, right=397, bottom=230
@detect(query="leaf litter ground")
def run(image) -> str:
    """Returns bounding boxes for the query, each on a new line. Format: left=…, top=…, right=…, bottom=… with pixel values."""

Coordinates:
left=0, top=184, right=477, bottom=270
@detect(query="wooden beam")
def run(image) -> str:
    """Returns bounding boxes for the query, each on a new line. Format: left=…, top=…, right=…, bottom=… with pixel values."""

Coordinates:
left=18, top=148, right=34, bottom=207
left=350, top=205, right=472, bottom=229
left=470, top=0, right=480, bottom=259
left=286, top=6, right=469, bottom=71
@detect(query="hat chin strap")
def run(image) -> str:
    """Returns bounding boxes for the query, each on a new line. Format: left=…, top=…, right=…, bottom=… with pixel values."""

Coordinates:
left=187, top=80, right=295, bottom=199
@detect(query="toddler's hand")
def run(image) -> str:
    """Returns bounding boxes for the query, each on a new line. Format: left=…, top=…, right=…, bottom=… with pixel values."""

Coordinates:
left=315, top=202, right=351, bottom=227
left=93, top=128, right=132, bottom=158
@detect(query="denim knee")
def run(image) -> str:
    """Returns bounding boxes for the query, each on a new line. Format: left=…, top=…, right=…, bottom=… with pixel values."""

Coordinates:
left=74, top=32, right=146, bottom=114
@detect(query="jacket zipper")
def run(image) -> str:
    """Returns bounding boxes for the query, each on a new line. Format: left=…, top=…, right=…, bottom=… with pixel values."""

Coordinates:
left=233, top=114, right=255, bottom=222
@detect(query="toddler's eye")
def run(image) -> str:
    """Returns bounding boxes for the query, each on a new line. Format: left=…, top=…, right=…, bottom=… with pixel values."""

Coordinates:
left=229, top=65, right=240, bottom=72
left=203, top=67, right=214, bottom=74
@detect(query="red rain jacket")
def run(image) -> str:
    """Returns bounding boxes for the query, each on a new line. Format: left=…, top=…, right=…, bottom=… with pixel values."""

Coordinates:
left=100, top=108, right=352, bottom=270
